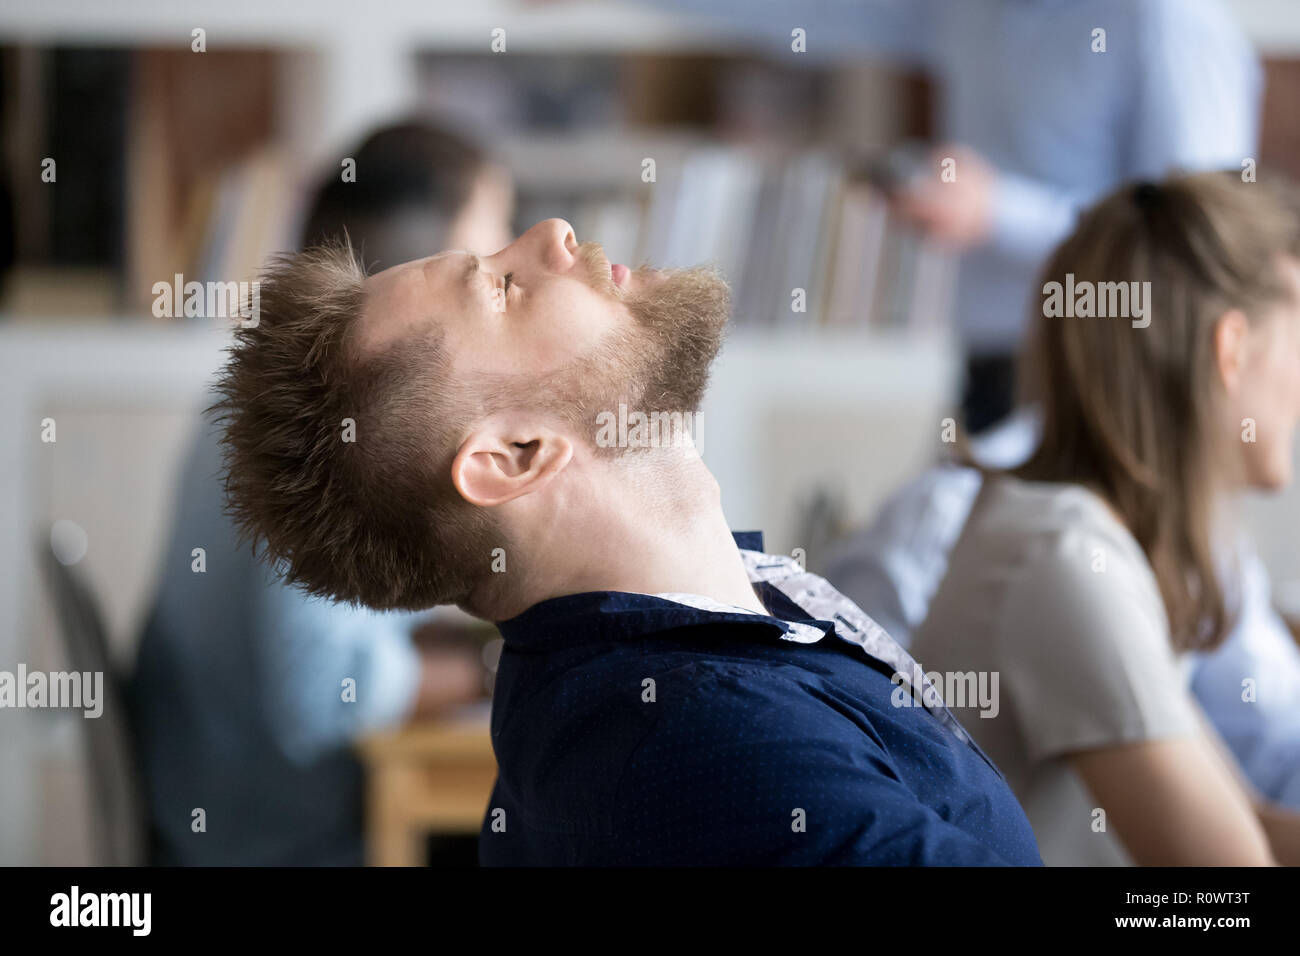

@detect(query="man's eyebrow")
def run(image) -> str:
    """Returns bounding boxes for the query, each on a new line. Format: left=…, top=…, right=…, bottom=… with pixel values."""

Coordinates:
left=460, top=254, right=482, bottom=289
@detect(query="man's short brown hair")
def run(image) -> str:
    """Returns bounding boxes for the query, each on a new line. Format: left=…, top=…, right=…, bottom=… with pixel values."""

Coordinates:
left=211, top=242, right=497, bottom=612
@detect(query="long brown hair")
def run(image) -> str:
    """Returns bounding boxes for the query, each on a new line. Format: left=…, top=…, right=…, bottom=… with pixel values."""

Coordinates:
left=1014, top=170, right=1300, bottom=651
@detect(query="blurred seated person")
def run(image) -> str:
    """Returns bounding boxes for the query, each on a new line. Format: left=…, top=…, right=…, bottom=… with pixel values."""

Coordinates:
left=128, top=121, right=514, bottom=865
left=876, top=171, right=1300, bottom=864
left=825, top=410, right=1300, bottom=817
left=208, top=218, right=1043, bottom=865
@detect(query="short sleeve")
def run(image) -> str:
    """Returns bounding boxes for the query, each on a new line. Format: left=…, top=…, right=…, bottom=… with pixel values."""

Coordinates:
left=996, top=526, right=1199, bottom=764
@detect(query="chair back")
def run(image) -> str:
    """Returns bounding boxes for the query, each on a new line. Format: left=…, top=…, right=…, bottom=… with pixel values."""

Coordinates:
left=40, top=536, right=148, bottom=866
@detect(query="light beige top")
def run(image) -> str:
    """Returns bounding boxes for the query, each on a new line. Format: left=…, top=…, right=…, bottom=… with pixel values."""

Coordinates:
left=911, top=475, right=1199, bottom=866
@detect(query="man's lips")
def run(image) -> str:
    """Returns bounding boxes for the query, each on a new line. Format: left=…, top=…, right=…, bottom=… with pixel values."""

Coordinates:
left=611, top=263, right=630, bottom=287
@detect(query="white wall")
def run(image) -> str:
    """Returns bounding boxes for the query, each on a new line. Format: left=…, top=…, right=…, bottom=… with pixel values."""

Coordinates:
left=0, top=322, right=228, bottom=864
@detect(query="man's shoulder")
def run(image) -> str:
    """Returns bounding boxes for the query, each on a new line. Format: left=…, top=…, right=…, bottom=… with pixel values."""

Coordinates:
left=492, top=632, right=893, bottom=777
left=487, top=622, right=1039, bottom=865
left=514, top=632, right=872, bottom=727
left=595, top=650, right=1029, bottom=865
left=632, top=648, right=873, bottom=729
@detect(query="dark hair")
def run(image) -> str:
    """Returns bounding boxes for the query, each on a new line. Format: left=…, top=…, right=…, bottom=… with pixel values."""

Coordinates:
left=299, top=121, right=490, bottom=270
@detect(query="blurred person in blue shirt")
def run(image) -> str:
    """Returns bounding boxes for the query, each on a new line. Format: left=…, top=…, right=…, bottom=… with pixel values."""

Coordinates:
left=128, top=121, right=515, bottom=865
left=642, top=0, right=1260, bottom=431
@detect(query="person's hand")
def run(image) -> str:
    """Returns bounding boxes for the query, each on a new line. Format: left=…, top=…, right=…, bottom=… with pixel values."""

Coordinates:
left=892, top=145, right=995, bottom=249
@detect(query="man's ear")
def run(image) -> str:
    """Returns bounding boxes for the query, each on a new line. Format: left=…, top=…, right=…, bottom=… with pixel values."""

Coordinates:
left=1213, top=308, right=1249, bottom=396
left=451, top=420, right=574, bottom=507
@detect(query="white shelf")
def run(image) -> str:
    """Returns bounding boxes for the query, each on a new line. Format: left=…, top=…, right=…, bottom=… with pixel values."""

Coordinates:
left=0, top=0, right=743, bottom=52
left=8, top=0, right=1295, bottom=170
left=4, top=0, right=1298, bottom=55
left=1228, top=0, right=1300, bottom=56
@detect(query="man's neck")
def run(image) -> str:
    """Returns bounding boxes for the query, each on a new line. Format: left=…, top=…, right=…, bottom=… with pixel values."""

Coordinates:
left=493, top=451, right=768, bottom=620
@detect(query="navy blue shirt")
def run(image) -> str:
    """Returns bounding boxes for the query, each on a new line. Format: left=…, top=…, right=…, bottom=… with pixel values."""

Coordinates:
left=479, top=533, right=1042, bottom=866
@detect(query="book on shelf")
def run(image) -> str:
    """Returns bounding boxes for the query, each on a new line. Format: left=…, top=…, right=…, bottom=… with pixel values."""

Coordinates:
left=823, top=182, right=889, bottom=330
left=635, top=145, right=953, bottom=334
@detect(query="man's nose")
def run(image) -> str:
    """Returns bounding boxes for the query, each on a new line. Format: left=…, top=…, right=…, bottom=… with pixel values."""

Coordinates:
left=520, top=218, right=577, bottom=272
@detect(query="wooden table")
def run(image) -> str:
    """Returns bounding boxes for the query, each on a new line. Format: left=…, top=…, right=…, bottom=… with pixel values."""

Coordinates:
left=356, top=719, right=497, bottom=866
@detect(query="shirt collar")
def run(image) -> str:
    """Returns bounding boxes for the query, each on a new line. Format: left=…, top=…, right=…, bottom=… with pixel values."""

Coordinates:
left=495, top=531, right=836, bottom=650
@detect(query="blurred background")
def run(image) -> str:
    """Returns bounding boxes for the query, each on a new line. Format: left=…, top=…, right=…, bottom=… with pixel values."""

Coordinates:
left=2, top=0, right=1300, bottom=866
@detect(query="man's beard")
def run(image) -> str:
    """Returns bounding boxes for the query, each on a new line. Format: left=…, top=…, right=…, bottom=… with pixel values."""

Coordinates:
left=570, top=245, right=731, bottom=454
left=624, top=264, right=730, bottom=417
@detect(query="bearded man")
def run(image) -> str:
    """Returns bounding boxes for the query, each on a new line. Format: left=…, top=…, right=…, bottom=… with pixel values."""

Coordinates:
left=213, top=219, right=1041, bottom=866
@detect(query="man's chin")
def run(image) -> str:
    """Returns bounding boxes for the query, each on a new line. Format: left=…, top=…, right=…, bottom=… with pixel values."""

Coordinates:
left=614, top=265, right=728, bottom=417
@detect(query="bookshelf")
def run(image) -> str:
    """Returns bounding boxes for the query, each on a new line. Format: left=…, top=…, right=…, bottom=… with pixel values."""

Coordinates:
left=0, top=1, right=939, bottom=326
left=6, top=0, right=1293, bottom=329
left=3, top=0, right=1296, bottom=53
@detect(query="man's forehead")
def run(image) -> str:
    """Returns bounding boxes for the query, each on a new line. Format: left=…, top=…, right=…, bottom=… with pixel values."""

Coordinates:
left=355, top=251, right=475, bottom=355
